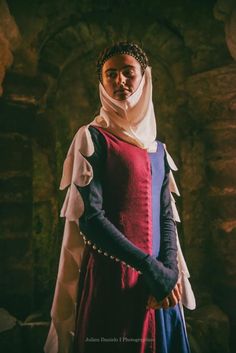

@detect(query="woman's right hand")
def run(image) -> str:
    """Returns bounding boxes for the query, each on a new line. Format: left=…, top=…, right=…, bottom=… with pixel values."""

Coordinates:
left=146, top=281, right=182, bottom=310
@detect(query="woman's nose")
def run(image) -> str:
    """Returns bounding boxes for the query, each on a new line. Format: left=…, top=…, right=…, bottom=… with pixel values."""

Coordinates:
left=116, top=72, right=125, bottom=86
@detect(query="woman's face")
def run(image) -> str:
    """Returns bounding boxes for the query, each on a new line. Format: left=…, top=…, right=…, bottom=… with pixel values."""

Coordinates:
left=101, top=54, right=143, bottom=101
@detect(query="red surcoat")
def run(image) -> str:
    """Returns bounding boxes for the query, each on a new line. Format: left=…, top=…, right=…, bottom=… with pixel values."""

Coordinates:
left=75, top=128, right=156, bottom=353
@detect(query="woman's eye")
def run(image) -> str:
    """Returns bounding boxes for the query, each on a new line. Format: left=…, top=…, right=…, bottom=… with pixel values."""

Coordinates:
left=107, top=71, right=117, bottom=79
left=123, top=69, right=135, bottom=77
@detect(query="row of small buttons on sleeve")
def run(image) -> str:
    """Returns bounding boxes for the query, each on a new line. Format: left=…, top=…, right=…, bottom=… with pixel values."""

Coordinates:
left=80, top=231, right=142, bottom=274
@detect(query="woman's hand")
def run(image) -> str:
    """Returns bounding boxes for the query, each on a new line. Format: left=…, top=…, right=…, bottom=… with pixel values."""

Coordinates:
left=168, top=281, right=182, bottom=306
left=146, top=281, right=182, bottom=310
left=146, top=295, right=162, bottom=310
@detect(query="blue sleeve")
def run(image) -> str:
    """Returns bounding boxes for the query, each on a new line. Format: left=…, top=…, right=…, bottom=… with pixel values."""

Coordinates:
left=76, top=126, right=178, bottom=301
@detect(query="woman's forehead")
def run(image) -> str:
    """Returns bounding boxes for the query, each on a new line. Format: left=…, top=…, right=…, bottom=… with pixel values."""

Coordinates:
left=102, top=54, right=141, bottom=71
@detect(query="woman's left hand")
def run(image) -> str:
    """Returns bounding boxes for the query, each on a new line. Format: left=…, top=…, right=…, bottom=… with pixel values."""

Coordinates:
left=146, top=295, right=162, bottom=310
left=146, top=281, right=182, bottom=310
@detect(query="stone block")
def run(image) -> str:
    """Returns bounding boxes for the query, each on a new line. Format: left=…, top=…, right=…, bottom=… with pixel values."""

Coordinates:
left=0, top=264, right=33, bottom=295
left=181, top=192, right=208, bottom=247
left=186, top=64, right=236, bottom=100
left=0, top=309, right=50, bottom=353
left=0, top=238, right=31, bottom=266
left=0, top=308, right=17, bottom=332
left=210, top=223, right=236, bottom=287
left=0, top=133, right=31, bottom=173
left=0, top=100, right=34, bottom=135
left=185, top=65, right=236, bottom=122
left=20, top=321, right=49, bottom=353
left=52, top=26, right=80, bottom=52
left=32, top=144, right=55, bottom=201
left=3, top=72, right=46, bottom=105
left=209, top=194, right=236, bottom=219
left=204, top=123, right=236, bottom=160
left=0, top=202, right=31, bottom=237
left=184, top=248, right=208, bottom=284
left=0, top=280, right=34, bottom=320
left=0, top=309, right=21, bottom=353
left=0, top=236, right=33, bottom=314
left=39, top=37, right=68, bottom=76
left=0, top=175, right=32, bottom=203
left=186, top=304, right=230, bottom=353
left=181, top=139, right=206, bottom=192
left=32, top=201, right=59, bottom=309
left=207, top=159, right=236, bottom=190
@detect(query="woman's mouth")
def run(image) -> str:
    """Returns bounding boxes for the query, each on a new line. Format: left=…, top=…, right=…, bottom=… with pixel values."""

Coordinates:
left=115, top=89, right=128, bottom=93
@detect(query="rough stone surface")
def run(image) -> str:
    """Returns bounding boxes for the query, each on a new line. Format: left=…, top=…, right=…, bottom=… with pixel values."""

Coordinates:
left=214, top=0, right=236, bottom=60
left=21, top=321, right=50, bottom=353
left=0, top=309, right=49, bottom=353
left=0, top=308, right=17, bottom=332
left=0, top=324, right=21, bottom=353
left=0, top=0, right=21, bottom=95
left=0, top=133, right=32, bottom=172
left=186, top=304, right=230, bottom=353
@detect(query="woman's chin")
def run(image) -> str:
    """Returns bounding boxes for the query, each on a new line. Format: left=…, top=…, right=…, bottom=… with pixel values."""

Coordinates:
left=114, top=92, right=131, bottom=101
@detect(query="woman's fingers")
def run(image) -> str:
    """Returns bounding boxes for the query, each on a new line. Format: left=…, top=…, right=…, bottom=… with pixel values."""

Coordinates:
left=161, top=297, right=170, bottom=309
left=146, top=283, right=183, bottom=310
left=147, top=296, right=156, bottom=307
left=173, top=285, right=181, bottom=302
left=168, top=282, right=183, bottom=307
left=147, top=296, right=162, bottom=309
left=177, top=281, right=182, bottom=296
left=168, top=290, right=178, bottom=307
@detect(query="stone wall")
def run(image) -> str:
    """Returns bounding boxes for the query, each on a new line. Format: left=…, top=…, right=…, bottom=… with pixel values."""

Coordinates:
left=0, top=0, right=236, bottom=352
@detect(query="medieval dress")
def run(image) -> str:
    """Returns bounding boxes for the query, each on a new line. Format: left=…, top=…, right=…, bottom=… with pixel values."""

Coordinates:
left=44, top=66, right=196, bottom=353
left=73, top=125, right=192, bottom=353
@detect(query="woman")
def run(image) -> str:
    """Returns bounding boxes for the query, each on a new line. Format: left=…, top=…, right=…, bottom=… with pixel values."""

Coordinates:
left=45, top=42, right=195, bottom=353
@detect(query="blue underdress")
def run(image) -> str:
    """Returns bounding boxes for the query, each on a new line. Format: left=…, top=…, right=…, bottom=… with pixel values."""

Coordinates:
left=149, top=144, right=190, bottom=353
